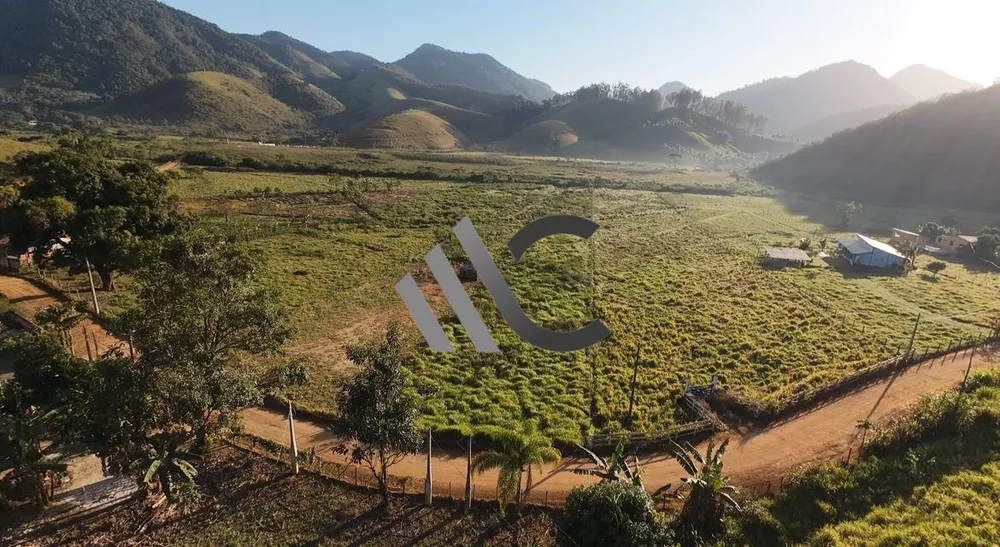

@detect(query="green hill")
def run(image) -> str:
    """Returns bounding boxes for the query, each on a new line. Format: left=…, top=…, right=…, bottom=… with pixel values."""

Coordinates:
left=0, top=0, right=290, bottom=98
left=752, top=85, right=1000, bottom=211
left=506, top=100, right=798, bottom=161
left=393, top=43, right=556, bottom=102
left=341, top=109, right=468, bottom=149
left=101, top=71, right=306, bottom=132
left=265, top=74, right=345, bottom=117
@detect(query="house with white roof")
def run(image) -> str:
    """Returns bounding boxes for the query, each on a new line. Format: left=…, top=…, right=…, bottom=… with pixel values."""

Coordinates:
left=837, top=234, right=906, bottom=269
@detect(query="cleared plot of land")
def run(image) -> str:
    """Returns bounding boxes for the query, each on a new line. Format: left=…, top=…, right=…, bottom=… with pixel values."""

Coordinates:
left=153, top=165, right=999, bottom=441
left=0, top=137, right=48, bottom=159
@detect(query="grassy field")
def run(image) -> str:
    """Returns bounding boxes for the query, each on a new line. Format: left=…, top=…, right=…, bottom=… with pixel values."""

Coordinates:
left=24, top=149, right=1000, bottom=442
left=152, top=162, right=998, bottom=442
left=0, top=137, right=49, bottom=159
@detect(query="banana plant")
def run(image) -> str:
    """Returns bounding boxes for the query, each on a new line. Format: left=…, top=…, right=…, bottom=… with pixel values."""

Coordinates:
left=663, top=438, right=741, bottom=539
left=142, top=431, right=200, bottom=505
left=573, top=440, right=646, bottom=488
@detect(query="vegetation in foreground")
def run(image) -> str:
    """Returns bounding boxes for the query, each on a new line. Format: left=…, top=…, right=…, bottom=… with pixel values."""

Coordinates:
left=725, top=369, right=1000, bottom=546
left=1, top=446, right=557, bottom=547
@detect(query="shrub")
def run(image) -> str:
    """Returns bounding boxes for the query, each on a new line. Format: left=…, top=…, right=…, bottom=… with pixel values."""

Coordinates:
left=560, top=481, right=675, bottom=547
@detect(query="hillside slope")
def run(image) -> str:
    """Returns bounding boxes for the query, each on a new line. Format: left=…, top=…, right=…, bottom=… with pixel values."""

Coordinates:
left=507, top=99, right=798, bottom=161
left=890, top=64, right=982, bottom=102
left=719, top=61, right=914, bottom=133
left=790, top=104, right=905, bottom=143
left=752, top=85, right=1000, bottom=211
left=394, top=43, right=555, bottom=102
left=341, top=109, right=468, bottom=149
left=0, top=0, right=290, bottom=97
left=101, top=71, right=306, bottom=131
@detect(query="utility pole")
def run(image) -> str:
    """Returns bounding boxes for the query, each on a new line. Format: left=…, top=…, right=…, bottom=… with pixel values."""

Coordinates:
left=424, top=429, right=433, bottom=505
left=288, top=402, right=299, bottom=475
left=464, top=434, right=472, bottom=512
left=905, top=313, right=921, bottom=358
left=85, top=258, right=101, bottom=315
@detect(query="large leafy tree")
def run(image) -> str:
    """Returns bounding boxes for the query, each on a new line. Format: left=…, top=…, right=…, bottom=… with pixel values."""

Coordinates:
left=0, top=333, right=88, bottom=507
left=0, top=144, right=182, bottom=290
left=334, top=325, right=421, bottom=507
left=666, top=438, right=741, bottom=541
left=123, top=233, right=294, bottom=447
left=472, top=422, right=560, bottom=515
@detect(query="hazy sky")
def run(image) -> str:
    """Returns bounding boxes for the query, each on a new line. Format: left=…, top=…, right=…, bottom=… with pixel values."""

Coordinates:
left=161, top=0, right=997, bottom=95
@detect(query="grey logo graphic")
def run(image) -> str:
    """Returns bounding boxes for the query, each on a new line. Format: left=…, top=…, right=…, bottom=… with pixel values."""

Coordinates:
left=396, top=216, right=610, bottom=353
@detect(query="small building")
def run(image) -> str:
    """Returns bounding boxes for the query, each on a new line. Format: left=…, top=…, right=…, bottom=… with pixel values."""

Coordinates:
left=933, top=234, right=977, bottom=255
left=837, top=234, right=906, bottom=269
left=891, top=228, right=925, bottom=247
left=763, top=246, right=811, bottom=268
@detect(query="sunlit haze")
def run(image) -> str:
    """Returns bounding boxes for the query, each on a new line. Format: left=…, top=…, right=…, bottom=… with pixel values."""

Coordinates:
left=159, top=0, right=998, bottom=94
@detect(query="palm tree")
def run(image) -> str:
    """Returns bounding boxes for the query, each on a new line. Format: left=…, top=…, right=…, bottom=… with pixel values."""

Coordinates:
left=142, top=431, right=200, bottom=505
left=573, top=440, right=645, bottom=487
left=472, top=423, right=560, bottom=515
left=664, top=438, right=741, bottom=539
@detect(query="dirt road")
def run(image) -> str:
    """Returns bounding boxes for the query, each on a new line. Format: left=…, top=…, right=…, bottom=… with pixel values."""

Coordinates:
left=240, top=345, right=998, bottom=502
left=0, top=275, right=124, bottom=359
left=3, top=272, right=997, bottom=503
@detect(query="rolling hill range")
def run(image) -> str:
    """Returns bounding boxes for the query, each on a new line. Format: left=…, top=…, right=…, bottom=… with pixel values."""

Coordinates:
left=890, top=64, right=982, bottom=102
left=789, top=104, right=906, bottom=143
left=718, top=61, right=915, bottom=135
left=393, top=43, right=556, bottom=102
left=752, top=84, right=1000, bottom=212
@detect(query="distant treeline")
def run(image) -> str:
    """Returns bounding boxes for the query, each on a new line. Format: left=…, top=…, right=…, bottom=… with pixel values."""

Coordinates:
left=500, top=82, right=767, bottom=134
left=662, top=88, right=768, bottom=134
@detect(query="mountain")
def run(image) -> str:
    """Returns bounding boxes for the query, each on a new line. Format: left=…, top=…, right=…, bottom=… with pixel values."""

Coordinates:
left=657, top=81, right=691, bottom=96
left=100, top=71, right=308, bottom=131
left=789, top=104, right=905, bottom=143
left=0, top=0, right=290, bottom=98
left=718, top=61, right=914, bottom=134
left=890, top=64, right=982, bottom=102
left=752, top=85, right=1000, bottom=211
left=393, top=43, right=556, bottom=102
left=243, top=31, right=380, bottom=81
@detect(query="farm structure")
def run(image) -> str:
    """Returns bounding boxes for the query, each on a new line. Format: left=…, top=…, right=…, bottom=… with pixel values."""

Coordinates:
left=890, top=228, right=925, bottom=247
left=762, top=246, right=812, bottom=268
left=933, top=234, right=977, bottom=255
left=837, top=234, right=906, bottom=269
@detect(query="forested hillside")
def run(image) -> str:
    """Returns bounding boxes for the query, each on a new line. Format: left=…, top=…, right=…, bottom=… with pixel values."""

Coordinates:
left=753, top=85, right=1000, bottom=211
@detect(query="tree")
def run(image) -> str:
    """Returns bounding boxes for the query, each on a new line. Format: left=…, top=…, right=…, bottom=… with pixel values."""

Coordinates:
left=472, top=422, right=560, bottom=515
left=0, top=333, right=86, bottom=507
left=665, top=439, right=741, bottom=541
left=0, top=382, right=67, bottom=507
left=560, top=481, right=675, bottom=547
left=141, top=431, right=200, bottom=505
left=839, top=201, right=862, bottom=229
left=334, top=325, right=421, bottom=507
left=573, top=440, right=645, bottom=487
left=926, top=261, right=947, bottom=278
left=124, top=233, right=294, bottom=447
left=35, top=303, right=83, bottom=347
left=0, top=147, right=183, bottom=290
left=974, top=227, right=1000, bottom=263
left=919, top=222, right=948, bottom=243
